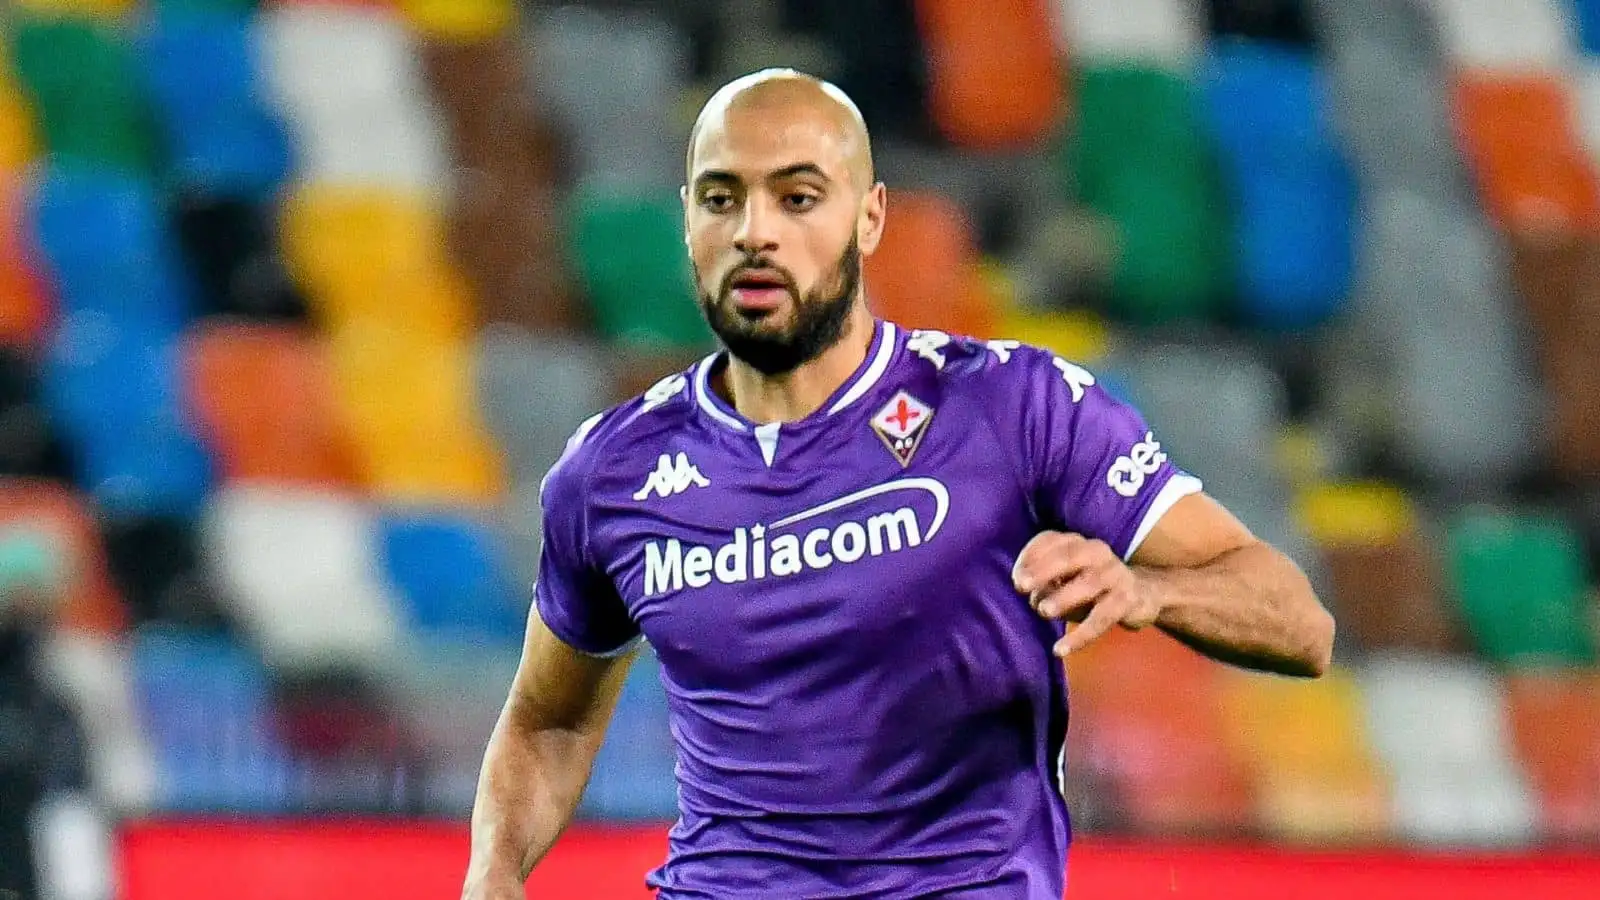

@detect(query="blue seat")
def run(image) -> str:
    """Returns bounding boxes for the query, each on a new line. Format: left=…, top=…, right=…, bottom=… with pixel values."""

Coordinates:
left=1577, top=0, right=1600, bottom=56
left=581, top=651, right=679, bottom=819
left=139, top=13, right=292, bottom=196
left=42, top=317, right=213, bottom=517
left=27, top=167, right=196, bottom=328
left=377, top=510, right=525, bottom=642
left=130, top=626, right=294, bottom=813
left=1198, top=43, right=1356, bottom=330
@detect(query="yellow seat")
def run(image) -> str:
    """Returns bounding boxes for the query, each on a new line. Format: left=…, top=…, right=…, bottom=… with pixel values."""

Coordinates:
left=1294, top=481, right=1417, bottom=548
left=0, top=56, right=37, bottom=175
left=15, top=0, right=133, bottom=21
left=997, top=305, right=1111, bottom=366
left=328, top=326, right=505, bottom=505
left=1221, top=668, right=1392, bottom=842
left=280, top=184, right=473, bottom=336
left=400, top=0, right=517, bottom=42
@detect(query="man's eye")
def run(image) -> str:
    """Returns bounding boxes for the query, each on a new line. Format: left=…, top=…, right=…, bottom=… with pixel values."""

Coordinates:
left=701, top=193, right=735, bottom=212
left=784, top=193, right=819, bottom=211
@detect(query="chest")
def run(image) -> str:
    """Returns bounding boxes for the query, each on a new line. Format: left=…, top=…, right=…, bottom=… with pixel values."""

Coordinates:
left=592, top=422, right=1040, bottom=688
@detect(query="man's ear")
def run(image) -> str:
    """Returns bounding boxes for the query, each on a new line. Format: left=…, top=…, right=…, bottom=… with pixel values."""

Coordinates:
left=857, top=182, right=887, bottom=256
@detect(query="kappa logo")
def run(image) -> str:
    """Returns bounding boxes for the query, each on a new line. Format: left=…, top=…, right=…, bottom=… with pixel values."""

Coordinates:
left=1107, top=432, right=1166, bottom=498
left=633, top=452, right=710, bottom=500
left=871, top=390, right=935, bottom=467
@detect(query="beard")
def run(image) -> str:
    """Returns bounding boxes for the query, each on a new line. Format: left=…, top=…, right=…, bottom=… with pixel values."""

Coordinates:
left=695, top=234, right=861, bottom=376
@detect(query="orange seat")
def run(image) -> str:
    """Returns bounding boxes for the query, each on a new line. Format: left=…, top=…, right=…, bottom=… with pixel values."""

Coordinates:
left=0, top=179, right=52, bottom=350
left=913, top=0, right=1064, bottom=150
left=326, top=325, right=505, bottom=505
left=1452, top=72, right=1600, bottom=235
left=182, top=322, right=360, bottom=490
left=0, top=477, right=125, bottom=636
left=1067, top=629, right=1253, bottom=834
left=1504, top=670, right=1600, bottom=842
left=865, top=191, right=998, bottom=338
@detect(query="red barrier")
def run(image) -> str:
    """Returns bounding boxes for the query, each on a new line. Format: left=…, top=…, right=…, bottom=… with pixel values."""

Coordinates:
left=119, top=820, right=1600, bottom=899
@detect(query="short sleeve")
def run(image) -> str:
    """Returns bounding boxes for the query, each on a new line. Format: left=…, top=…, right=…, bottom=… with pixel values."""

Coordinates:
left=1021, top=352, right=1203, bottom=561
left=532, top=421, right=642, bottom=657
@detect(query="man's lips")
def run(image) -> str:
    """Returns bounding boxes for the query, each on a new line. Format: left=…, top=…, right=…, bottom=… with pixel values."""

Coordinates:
left=727, top=269, right=791, bottom=311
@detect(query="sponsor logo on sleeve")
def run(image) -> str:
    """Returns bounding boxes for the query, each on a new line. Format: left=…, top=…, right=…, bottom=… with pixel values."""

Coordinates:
left=1106, top=432, right=1166, bottom=498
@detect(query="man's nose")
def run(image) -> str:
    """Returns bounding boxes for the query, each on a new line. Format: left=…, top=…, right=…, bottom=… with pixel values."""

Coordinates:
left=733, top=196, right=780, bottom=254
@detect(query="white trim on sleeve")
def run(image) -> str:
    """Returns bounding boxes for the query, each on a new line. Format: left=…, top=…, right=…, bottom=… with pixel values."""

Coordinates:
left=1123, top=474, right=1204, bottom=561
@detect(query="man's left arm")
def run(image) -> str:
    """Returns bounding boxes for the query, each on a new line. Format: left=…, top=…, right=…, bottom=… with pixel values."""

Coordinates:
left=1014, top=492, right=1335, bottom=677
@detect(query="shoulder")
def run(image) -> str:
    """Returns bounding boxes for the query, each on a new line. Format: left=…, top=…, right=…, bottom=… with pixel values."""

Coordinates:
left=539, top=365, right=701, bottom=505
left=895, top=325, right=1099, bottom=403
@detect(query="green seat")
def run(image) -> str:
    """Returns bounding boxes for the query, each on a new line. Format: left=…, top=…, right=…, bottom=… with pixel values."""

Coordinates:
left=568, top=188, right=714, bottom=353
left=1445, top=509, right=1597, bottom=667
left=10, top=16, right=158, bottom=175
left=1065, top=64, right=1231, bottom=325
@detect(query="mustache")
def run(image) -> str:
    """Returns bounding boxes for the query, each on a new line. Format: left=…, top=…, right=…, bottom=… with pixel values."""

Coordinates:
left=719, top=259, right=798, bottom=297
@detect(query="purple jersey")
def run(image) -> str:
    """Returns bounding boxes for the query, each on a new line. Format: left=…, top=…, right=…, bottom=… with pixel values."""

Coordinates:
left=536, top=320, right=1201, bottom=898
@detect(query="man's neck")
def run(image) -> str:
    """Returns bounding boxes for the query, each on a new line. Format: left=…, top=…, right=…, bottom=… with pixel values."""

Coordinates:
left=718, top=306, right=877, bottom=425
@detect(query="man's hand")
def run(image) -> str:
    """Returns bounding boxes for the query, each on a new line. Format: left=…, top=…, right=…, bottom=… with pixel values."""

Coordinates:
left=1012, top=531, right=1160, bottom=658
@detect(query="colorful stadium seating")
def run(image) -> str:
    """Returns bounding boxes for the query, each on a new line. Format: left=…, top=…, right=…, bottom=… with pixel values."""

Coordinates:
left=10, top=15, right=158, bottom=175
left=181, top=322, right=358, bottom=489
left=1504, top=670, right=1600, bottom=842
left=376, top=508, right=523, bottom=643
left=864, top=189, right=998, bottom=337
left=1068, top=630, right=1254, bottom=834
left=1445, top=508, right=1597, bottom=667
left=568, top=188, right=714, bottom=353
left=139, top=10, right=293, bottom=198
left=1198, top=41, right=1354, bottom=329
left=1295, top=482, right=1465, bottom=653
left=1220, top=668, right=1390, bottom=842
left=1066, top=64, right=1230, bottom=324
left=913, top=0, right=1064, bottom=150
left=201, top=485, right=406, bottom=674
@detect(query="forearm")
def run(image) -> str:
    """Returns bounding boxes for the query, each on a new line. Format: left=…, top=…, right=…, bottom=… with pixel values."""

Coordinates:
left=464, top=703, right=601, bottom=890
left=1136, top=540, right=1335, bottom=677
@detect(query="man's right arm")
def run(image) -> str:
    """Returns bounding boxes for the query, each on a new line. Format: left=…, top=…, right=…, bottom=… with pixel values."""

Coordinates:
left=461, top=608, right=637, bottom=899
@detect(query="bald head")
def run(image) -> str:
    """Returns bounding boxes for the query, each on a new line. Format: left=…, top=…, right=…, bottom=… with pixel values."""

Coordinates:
left=687, top=69, right=875, bottom=194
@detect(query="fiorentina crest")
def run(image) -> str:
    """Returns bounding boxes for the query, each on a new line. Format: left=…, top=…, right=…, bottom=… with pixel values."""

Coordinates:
left=871, top=390, right=935, bottom=467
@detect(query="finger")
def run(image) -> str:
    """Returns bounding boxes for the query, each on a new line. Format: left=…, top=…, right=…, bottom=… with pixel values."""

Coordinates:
left=1012, top=533, right=1083, bottom=594
left=1054, top=596, right=1126, bottom=658
left=1014, top=533, right=1104, bottom=594
left=1034, top=569, right=1109, bottom=620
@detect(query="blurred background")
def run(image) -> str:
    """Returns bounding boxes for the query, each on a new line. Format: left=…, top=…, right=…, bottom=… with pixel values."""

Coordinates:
left=1, top=0, right=1600, bottom=897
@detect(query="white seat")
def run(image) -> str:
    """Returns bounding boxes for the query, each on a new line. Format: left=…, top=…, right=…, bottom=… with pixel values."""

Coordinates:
left=526, top=5, right=688, bottom=189
left=391, top=636, right=523, bottom=814
left=38, top=632, right=158, bottom=815
left=1118, top=341, right=1287, bottom=503
left=1359, top=653, right=1538, bottom=845
left=1054, top=0, right=1204, bottom=68
left=474, top=324, right=613, bottom=482
left=1354, top=188, right=1543, bottom=485
left=258, top=5, right=449, bottom=192
left=1571, top=61, right=1600, bottom=166
left=201, top=486, right=405, bottom=675
left=1424, top=0, right=1576, bottom=70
